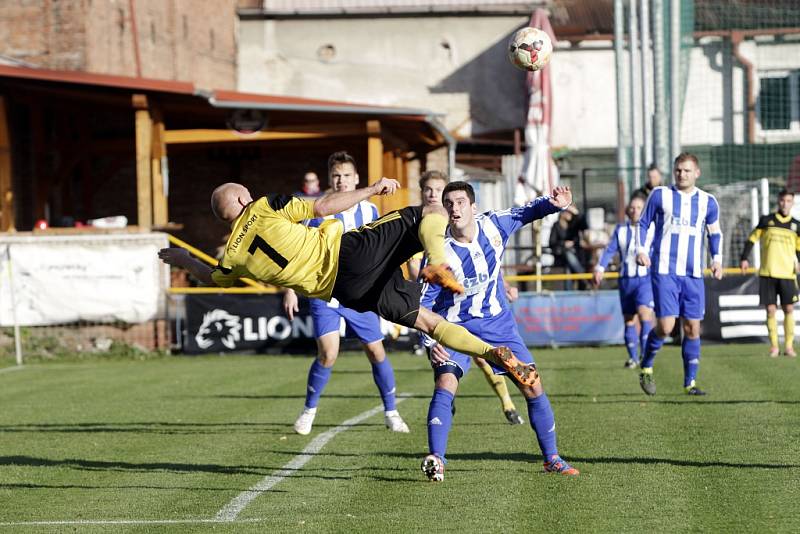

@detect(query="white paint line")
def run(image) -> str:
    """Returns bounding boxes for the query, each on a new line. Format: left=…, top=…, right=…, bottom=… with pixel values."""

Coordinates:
left=215, top=395, right=409, bottom=522
left=0, top=518, right=267, bottom=526
left=0, top=365, right=24, bottom=374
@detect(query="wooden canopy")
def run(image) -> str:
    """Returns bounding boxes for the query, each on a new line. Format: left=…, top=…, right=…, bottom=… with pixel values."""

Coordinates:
left=0, top=64, right=452, bottom=233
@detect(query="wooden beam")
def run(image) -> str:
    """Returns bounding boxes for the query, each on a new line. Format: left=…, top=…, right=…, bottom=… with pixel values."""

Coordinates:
left=150, top=106, right=168, bottom=227
left=366, top=120, right=384, bottom=212
left=134, top=94, right=152, bottom=230
left=163, top=125, right=365, bottom=145
left=0, top=96, right=13, bottom=231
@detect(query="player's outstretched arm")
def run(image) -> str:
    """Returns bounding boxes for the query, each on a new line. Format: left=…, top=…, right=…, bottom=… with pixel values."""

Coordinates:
left=547, top=186, right=573, bottom=210
left=313, top=177, right=399, bottom=217
left=158, top=248, right=215, bottom=286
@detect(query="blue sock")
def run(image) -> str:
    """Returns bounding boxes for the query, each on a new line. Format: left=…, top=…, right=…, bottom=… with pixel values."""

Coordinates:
left=526, top=393, right=558, bottom=459
left=682, top=337, right=701, bottom=387
left=370, top=358, right=397, bottom=411
left=640, top=329, right=665, bottom=369
left=304, top=359, right=333, bottom=409
left=639, top=320, right=653, bottom=361
left=624, top=324, right=638, bottom=360
left=427, top=388, right=455, bottom=460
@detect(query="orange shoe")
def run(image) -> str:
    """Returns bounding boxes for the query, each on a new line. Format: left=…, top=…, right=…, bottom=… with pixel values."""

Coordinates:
left=487, top=347, right=540, bottom=387
left=420, top=264, right=464, bottom=294
left=543, top=455, right=580, bottom=476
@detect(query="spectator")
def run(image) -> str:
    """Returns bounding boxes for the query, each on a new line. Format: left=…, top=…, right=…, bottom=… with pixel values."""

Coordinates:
left=634, top=163, right=663, bottom=198
left=548, top=205, right=588, bottom=289
left=295, top=171, right=323, bottom=198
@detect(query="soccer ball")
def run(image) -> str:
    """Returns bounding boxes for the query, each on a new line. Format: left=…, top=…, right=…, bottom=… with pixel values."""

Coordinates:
left=507, top=27, right=553, bottom=72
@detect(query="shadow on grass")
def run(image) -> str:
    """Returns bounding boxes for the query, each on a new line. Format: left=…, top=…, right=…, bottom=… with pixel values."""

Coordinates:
left=0, top=482, right=265, bottom=492
left=0, top=455, right=272, bottom=475
left=0, top=422, right=291, bottom=435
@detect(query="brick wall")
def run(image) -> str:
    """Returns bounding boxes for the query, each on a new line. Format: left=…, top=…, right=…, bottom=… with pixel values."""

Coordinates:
left=0, top=0, right=237, bottom=89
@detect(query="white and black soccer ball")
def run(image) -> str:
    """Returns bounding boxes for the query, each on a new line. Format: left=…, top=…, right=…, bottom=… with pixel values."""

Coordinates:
left=507, top=27, right=553, bottom=72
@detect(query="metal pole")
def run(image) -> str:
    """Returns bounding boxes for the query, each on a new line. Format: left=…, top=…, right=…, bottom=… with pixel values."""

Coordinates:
left=670, top=0, right=682, bottom=159
left=760, top=178, right=770, bottom=215
left=750, top=187, right=760, bottom=269
left=629, top=0, right=642, bottom=190
left=614, top=0, right=631, bottom=198
left=4, top=246, right=22, bottom=365
left=640, top=0, right=653, bottom=168
left=652, top=0, right=669, bottom=176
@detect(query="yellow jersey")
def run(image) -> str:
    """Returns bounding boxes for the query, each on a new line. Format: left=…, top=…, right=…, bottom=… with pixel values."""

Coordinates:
left=211, top=195, right=343, bottom=299
left=742, top=212, right=800, bottom=280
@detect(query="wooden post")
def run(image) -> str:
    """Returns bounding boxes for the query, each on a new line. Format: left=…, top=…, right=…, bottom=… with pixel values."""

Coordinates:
left=150, top=106, right=168, bottom=227
left=0, top=96, right=13, bottom=231
left=366, top=120, right=384, bottom=212
left=133, top=94, right=153, bottom=230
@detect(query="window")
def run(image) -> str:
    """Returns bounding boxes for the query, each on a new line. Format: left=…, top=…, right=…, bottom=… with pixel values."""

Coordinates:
left=758, top=70, right=800, bottom=133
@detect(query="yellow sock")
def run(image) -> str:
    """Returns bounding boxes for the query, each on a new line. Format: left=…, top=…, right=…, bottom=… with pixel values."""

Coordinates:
left=784, top=312, right=794, bottom=351
left=418, top=212, right=448, bottom=266
left=432, top=321, right=493, bottom=359
left=476, top=358, right=515, bottom=411
left=767, top=315, right=779, bottom=349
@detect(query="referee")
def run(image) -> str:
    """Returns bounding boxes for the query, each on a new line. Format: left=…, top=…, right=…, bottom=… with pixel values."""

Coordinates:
left=740, top=189, right=800, bottom=358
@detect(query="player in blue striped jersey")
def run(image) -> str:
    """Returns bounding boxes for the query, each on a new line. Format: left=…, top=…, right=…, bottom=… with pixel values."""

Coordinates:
left=419, top=181, right=579, bottom=481
left=635, top=153, right=724, bottom=396
left=284, top=151, right=409, bottom=435
left=593, top=192, right=655, bottom=369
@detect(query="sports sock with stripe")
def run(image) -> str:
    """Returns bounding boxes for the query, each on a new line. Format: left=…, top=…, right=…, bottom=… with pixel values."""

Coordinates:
left=304, top=359, right=333, bottom=409
left=427, top=388, right=455, bottom=460
left=640, top=329, right=665, bottom=369
left=476, top=359, right=515, bottom=412
left=682, top=337, right=701, bottom=387
left=624, top=324, right=638, bottom=361
left=432, top=321, right=495, bottom=359
left=418, top=212, right=448, bottom=266
left=767, top=315, right=779, bottom=349
left=526, top=393, right=558, bottom=459
left=370, top=358, right=397, bottom=411
left=784, top=312, right=794, bottom=351
left=639, top=320, right=653, bottom=361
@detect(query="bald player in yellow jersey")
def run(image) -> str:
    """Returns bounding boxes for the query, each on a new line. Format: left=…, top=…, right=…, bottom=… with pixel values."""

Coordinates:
left=158, top=179, right=573, bottom=385
left=740, top=188, right=800, bottom=358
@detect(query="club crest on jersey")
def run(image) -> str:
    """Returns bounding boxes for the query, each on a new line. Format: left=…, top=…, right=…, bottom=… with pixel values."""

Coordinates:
left=492, top=237, right=502, bottom=247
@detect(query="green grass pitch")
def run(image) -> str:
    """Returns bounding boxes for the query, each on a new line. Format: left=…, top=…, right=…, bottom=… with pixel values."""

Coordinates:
left=0, top=343, right=798, bottom=533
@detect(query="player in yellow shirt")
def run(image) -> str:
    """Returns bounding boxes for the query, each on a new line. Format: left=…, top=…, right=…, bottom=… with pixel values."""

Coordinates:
left=740, top=189, right=800, bottom=358
left=407, top=170, right=525, bottom=425
left=158, top=179, right=573, bottom=384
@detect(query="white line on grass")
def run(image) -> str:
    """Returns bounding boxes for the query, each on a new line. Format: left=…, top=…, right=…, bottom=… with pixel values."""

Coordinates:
left=0, top=365, right=24, bottom=374
left=215, top=394, right=409, bottom=522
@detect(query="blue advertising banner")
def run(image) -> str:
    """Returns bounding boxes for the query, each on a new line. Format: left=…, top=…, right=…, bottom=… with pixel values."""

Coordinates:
left=510, top=291, right=624, bottom=346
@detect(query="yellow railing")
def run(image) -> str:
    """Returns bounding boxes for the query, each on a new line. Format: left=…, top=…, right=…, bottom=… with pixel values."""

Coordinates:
left=165, top=234, right=278, bottom=294
left=505, top=267, right=755, bottom=283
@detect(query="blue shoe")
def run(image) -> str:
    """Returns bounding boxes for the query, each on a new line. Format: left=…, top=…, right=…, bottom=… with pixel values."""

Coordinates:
left=543, top=455, right=579, bottom=476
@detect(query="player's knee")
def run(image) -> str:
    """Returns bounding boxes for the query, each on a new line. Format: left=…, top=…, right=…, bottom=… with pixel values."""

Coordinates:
left=317, top=353, right=338, bottom=367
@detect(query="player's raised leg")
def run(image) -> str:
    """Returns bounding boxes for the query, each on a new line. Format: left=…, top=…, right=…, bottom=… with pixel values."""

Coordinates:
left=417, top=204, right=465, bottom=294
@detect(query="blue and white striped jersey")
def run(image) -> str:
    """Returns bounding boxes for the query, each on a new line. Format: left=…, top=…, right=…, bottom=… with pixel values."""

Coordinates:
left=637, top=185, right=723, bottom=278
left=307, top=200, right=379, bottom=308
left=306, top=200, right=379, bottom=232
left=597, top=221, right=654, bottom=278
left=421, top=196, right=560, bottom=322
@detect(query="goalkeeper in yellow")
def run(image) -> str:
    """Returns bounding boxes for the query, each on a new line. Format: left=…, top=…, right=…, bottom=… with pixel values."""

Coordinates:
left=158, top=179, right=573, bottom=385
left=740, top=188, right=800, bottom=358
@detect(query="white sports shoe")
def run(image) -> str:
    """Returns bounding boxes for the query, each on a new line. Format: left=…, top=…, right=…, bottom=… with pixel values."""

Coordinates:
left=293, top=407, right=317, bottom=435
left=421, top=454, right=444, bottom=482
left=384, top=410, right=410, bottom=433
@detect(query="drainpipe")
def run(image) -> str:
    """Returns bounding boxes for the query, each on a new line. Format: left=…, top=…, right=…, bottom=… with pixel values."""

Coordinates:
left=731, top=31, right=755, bottom=143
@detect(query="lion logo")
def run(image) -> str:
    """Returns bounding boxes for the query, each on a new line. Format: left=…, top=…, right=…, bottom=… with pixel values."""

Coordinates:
left=195, top=309, right=242, bottom=350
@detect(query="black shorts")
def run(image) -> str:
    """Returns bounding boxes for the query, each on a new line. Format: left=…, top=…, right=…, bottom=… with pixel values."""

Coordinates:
left=332, top=205, right=425, bottom=327
left=759, top=276, right=799, bottom=306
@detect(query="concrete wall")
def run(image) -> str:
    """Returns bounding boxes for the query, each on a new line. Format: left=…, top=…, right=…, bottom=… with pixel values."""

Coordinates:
left=0, top=0, right=238, bottom=89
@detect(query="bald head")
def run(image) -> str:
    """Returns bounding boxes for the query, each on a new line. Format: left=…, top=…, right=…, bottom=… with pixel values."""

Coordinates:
left=211, top=183, right=253, bottom=222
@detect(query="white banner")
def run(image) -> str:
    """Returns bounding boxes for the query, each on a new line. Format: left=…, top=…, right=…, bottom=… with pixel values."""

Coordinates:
left=0, top=233, right=170, bottom=326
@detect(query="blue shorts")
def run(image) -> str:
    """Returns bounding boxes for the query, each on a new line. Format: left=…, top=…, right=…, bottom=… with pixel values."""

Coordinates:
left=652, top=274, right=705, bottom=320
left=429, top=310, right=534, bottom=379
left=618, top=276, right=654, bottom=315
left=310, top=298, right=384, bottom=344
